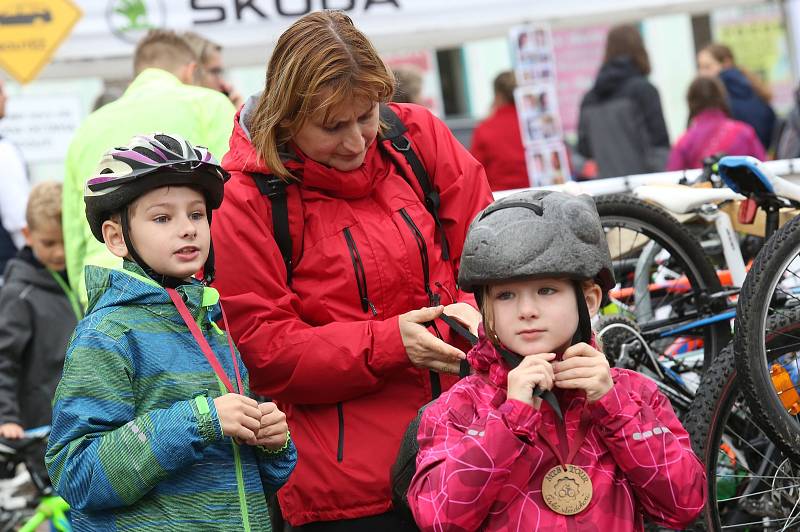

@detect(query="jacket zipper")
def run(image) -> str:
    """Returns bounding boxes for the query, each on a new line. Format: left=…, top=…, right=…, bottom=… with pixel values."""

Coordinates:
left=336, top=402, right=345, bottom=462
left=399, top=208, right=442, bottom=398
left=399, top=208, right=438, bottom=307
left=343, top=227, right=377, bottom=316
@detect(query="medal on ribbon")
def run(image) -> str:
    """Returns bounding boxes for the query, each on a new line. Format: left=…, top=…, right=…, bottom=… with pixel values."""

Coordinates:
left=538, top=411, right=593, bottom=515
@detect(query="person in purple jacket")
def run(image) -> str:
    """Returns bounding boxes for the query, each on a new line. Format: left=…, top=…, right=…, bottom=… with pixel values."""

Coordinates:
left=667, top=76, right=765, bottom=171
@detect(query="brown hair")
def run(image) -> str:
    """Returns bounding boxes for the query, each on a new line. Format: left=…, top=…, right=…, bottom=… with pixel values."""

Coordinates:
left=26, top=181, right=62, bottom=231
left=493, top=71, right=516, bottom=105
left=182, top=31, right=222, bottom=66
left=701, top=43, right=772, bottom=103
left=249, top=11, right=394, bottom=181
left=687, top=76, right=730, bottom=122
left=391, top=66, right=423, bottom=104
left=133, top=29, right=196, bottom=76
left=603, top=24, right=650, bottom=76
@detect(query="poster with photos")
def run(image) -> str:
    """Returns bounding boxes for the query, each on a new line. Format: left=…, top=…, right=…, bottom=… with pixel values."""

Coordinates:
left=515, top=84, right=562, bottom=144
left=510, top=25, right=556, bottom=85
left=526, top=143, right=569, bottom=187
left=510, top=23, right=573, bottom=186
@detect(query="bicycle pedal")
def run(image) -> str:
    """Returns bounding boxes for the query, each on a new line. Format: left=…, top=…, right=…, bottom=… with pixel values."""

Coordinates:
left=738, top=198, right=758, bottom=224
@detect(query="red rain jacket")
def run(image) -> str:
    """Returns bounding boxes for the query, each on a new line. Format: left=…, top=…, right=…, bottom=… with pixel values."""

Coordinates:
left=212, top=102, right=493, bottom=525
left=408, top=333, right=707, bottom=531
left=469, top=103, right=529, bottom=191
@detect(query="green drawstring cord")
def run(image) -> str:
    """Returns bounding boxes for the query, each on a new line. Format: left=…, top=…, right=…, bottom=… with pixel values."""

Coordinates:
left=48, top=269, right=84, bottom=320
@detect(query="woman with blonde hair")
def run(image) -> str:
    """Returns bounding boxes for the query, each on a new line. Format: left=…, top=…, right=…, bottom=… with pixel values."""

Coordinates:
left=697, top=43, right=776, bottom=150
left=212, top=10, right=493, bottom=531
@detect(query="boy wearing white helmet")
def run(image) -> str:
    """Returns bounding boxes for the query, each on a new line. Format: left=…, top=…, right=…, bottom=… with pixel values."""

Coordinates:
left=407, top=190, right=706, bottom=531
left=45, top=133, right=296, bottom=531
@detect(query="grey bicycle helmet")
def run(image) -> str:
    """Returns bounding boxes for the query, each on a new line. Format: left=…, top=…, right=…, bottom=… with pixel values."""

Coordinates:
left=84, top=133, right=228, bottom=242
left=458, top=190, right=614, bottom=294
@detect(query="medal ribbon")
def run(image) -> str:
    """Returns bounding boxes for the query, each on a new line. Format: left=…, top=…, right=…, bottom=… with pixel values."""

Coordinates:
left=538, top=410, right=590, bottom=471
left=167, top=288, right=243, bottom=394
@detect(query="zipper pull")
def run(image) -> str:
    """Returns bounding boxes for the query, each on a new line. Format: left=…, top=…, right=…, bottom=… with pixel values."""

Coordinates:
left=366, top=299, right=378, bottom=316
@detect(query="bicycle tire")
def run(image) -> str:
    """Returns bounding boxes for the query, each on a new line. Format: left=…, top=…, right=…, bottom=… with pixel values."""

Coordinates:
left=595, top=194, right=730, bottom=370
left=686, top=310, right=800, bottom=530
left=735, top=214, right=800, bottom=464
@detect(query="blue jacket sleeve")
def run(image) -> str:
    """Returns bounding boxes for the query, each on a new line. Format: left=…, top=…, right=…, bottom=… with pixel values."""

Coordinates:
left=45, top=327, right=224, bottom=511
left=255, top=439, right=297, bottom=493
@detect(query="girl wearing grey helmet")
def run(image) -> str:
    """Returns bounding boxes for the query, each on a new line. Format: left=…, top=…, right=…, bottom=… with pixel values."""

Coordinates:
left=407, top=190, right=706, bottom=531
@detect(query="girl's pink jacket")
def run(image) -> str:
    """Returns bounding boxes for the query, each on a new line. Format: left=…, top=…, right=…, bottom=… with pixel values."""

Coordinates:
left=408, top=334, right=706, bottom=531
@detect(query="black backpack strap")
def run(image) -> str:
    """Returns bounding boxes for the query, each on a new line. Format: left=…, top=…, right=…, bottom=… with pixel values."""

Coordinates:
left=379, top=104, right=451, bottom=261
left=251, top=172, right=293, bottom=284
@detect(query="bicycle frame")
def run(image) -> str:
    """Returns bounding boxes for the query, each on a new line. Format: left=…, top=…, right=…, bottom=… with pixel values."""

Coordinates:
left=18, top=496, right=70, bottom=532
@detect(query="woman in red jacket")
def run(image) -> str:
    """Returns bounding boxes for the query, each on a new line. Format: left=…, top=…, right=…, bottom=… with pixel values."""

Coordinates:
left=211, top=11, right=493, bottom=531
left=408, top=190, right=706, bottom=531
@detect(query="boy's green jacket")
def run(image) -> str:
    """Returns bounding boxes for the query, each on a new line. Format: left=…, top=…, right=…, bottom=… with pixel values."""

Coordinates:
left=46, top=263, right=296, bottom=531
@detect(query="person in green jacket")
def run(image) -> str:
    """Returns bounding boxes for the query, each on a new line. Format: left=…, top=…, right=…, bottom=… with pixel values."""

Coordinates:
left=46, top=133, right=296, bottom=531
left=62, top=29, right=236, bottom=306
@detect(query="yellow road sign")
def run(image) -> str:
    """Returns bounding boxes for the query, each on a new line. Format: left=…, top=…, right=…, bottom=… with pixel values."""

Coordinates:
left=0, top=0, right=81, bottom=83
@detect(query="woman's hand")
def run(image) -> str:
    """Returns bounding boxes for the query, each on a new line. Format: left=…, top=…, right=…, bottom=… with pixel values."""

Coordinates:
left=506, top=353, right=556, bottom=408
left=553, top=342, right=614, bottom=402
left=442, top=302, right=482, bottom=336
left=400, top=306, right=466, bottom=374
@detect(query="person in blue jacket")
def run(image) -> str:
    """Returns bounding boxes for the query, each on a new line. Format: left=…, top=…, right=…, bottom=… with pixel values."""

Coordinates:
left=698, top=43, right=776, bottom=151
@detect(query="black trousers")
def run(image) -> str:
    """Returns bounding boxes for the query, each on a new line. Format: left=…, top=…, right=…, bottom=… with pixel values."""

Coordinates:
left=285, top=511, right=419, bottom=532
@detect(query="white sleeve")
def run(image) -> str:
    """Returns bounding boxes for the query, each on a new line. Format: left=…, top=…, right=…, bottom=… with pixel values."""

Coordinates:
left=0, top=140, right=29, bottom=248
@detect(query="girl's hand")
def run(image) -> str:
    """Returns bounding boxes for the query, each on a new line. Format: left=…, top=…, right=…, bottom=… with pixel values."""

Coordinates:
left=506, top=353, right=556, bottom=408
left=400, top=306, right=466, bottom=374
left=442, top=302, right=481, bottom=336
left=553, top=342, right=614, bottom=402
left=253, top=402, right=289, bottom=450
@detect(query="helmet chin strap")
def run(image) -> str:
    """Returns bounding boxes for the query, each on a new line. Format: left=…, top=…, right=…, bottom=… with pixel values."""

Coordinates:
left=572, top=281, right=593, bottom=347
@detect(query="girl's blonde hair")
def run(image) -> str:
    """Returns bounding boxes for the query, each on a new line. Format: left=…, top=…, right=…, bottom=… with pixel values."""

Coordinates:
left=480, top=279, right=599, bottom=348
left=250, top=10, right=395, bottom=181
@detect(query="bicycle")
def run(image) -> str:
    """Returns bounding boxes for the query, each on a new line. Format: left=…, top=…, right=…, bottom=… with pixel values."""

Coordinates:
left=0, top=426, right=70, bottom=532
left=684, top=155, right=800, bottom=530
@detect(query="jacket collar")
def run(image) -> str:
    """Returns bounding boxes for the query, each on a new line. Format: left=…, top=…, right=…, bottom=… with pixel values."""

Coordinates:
left=85, top=262, right=220, bottom=324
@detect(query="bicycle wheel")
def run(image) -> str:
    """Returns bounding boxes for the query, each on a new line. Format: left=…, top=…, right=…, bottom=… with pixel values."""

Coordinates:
left=686, top=311, right=800, bottom=530
left=736, top=214, right=800, bottom=464
left=595, top=194, right=731, bottom=373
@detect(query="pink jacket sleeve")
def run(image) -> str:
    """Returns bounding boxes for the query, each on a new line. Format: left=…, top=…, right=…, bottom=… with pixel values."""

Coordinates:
left=408, top=390, right=543, bottom=531
left=588, top=370, right=707, bottom=528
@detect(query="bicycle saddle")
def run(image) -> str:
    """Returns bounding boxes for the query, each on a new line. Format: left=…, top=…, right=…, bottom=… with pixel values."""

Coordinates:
left=718, top=156, right=777, bottom=197
left=634, top=184, right=742, bottom=214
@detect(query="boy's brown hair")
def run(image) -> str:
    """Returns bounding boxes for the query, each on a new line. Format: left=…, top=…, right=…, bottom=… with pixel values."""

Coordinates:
left=26, top=181, right=62, bottom=231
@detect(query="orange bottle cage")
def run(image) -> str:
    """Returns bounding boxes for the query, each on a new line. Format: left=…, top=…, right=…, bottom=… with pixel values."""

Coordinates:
left=770, top=364, right=800, bottom=415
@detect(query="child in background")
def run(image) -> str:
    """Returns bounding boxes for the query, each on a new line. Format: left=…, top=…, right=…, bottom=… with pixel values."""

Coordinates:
left=0, top=181, right=80, bottom=479
left=407, top=190, right=706, bottom=531
left=46, top=133, right=296, bottom=531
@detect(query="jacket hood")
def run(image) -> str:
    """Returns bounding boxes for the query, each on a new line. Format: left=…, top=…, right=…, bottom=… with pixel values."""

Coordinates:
left=85, top=261, right=221, bottom=324
left=593, top=56, right=641, bottom=98
left=224, top=93, right=392, bottom=199
left=2, top=248, right=62, bottom=293
left=719, top=67, right=755, bottom=99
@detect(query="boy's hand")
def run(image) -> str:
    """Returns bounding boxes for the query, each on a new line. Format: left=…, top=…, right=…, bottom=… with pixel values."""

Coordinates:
left=0, top=423, right=24, bottom=439
left=507, top=353, right=556, bottom=408
left=213, top=394, right=262, bottom=444
left=553, top=342, right=614, bottom=402
left=253, top=402, right=289, bottom=450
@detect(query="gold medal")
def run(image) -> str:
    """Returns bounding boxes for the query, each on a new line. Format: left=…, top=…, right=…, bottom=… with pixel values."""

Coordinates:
left=541, top=464, right=593, bottom=515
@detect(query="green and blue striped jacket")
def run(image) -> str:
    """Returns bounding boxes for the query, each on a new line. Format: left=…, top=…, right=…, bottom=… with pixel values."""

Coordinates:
left=46, top=263, right=296, bottom=531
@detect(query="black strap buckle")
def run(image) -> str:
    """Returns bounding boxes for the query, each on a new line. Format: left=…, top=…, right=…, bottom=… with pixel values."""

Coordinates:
left=391, top=136, right=411, bottom=152
left=264, top=177, right=287, bottom=199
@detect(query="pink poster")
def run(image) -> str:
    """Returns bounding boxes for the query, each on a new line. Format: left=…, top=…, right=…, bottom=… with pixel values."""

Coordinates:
left=551, top=26, right=609, bottom=137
